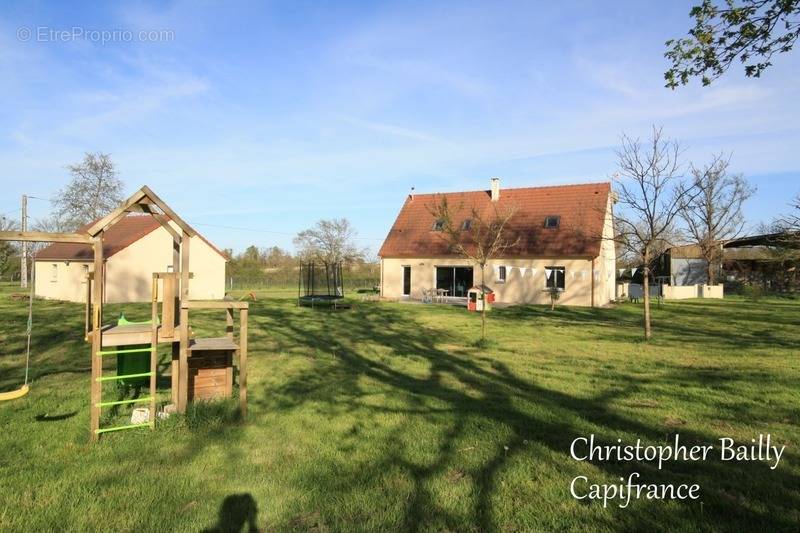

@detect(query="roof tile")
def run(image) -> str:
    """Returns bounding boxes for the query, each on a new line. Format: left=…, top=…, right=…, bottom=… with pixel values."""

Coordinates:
left=378, top=182, right=611, bottom=258
left=35, top=215, right=163, bottom=261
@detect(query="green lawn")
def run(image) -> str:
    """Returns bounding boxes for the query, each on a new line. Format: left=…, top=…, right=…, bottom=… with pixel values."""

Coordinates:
left=0, top=282, right=798, bottom=532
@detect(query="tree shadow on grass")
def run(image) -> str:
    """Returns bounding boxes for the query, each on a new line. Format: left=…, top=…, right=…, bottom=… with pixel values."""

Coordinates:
left=499, top=299, right=800, bottom=351
left=248, top=301, right=800, bottom=531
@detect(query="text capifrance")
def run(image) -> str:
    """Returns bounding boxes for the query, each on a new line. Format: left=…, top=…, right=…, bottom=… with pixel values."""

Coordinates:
left=568, top=434, right=785, bottom=508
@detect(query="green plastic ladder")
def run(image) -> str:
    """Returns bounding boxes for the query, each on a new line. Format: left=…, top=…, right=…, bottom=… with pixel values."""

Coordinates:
left=94, top=346, right=157, bottom=435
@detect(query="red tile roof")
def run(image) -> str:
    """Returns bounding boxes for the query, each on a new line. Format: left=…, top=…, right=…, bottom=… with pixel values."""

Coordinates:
left=35, top=214, right=228, bottom=262
left=35, top=215, right=162, bottom=261
left=378, top=182, right=611, bottom=259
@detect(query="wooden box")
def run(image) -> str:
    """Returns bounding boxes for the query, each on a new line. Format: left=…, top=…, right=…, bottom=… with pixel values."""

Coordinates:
left=188, top=350, right=233, bottom=401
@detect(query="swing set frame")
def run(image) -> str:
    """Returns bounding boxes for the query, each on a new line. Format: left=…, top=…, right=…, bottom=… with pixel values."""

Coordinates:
left=0, top=186, right=249, bottom=440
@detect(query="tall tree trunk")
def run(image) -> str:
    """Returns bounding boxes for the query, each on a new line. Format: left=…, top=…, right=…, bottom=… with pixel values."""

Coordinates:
left=643, top=249, right=652, bottom=340
left=480, top=265, right=486, bottom=341
left=707, top=259, right=715, bottom=286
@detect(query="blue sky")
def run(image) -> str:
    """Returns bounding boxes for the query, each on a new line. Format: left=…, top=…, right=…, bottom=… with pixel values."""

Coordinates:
left=1, top=1, right=798, bottom=255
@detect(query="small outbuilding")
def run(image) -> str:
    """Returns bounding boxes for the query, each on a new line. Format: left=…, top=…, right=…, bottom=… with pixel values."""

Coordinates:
left=467, top=285, right=494, bottom=312
left=34, top=214, right=228, bottom=303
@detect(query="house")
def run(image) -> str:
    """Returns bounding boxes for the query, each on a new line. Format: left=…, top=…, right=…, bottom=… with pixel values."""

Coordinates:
left=654, top=234, right=799, bottom=292
left=34, top=214, right=227, bottom=303
left=653, top=244, right=715, bottom=286
left=378, top=179, right=616, bottom=307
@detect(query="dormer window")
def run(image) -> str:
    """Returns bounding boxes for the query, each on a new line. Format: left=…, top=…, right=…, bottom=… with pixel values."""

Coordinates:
left=432, top=219, right=445, bottom=231
left=461, top=219, right=472, bottom=231
left=544, top=215, right=560, bottom=229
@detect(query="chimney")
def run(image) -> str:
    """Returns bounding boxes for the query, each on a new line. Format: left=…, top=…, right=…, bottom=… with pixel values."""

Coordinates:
left=490, top=177, right=500, bottom=202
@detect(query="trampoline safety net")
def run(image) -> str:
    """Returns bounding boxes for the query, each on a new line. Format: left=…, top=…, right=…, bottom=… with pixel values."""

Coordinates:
left=298, top=262, right=344, bottom=304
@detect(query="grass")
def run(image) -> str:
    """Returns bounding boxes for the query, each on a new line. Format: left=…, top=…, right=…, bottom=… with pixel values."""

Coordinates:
left=0, top=282, right=798, bottom=532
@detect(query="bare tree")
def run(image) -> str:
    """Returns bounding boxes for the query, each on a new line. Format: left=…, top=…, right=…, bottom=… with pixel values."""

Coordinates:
left=769, top=194, right=800, bottom=249
left=53, top=152, right=124, bottom=230
left=33, top=212, right=73, bottom=233
left=428, top=196, right=519, bottom=342
left=678, top=154, right=756, bottom=285
left=294, top=218, right=365, bottom=265
left=777, top=194, right=800, bottom=234
left=614, top=126, right=698, bottom=340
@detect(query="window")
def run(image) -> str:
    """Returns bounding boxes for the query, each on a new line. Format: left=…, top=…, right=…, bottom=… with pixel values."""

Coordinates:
left=461, top=219, right=472, bottom=231
left=497, top=265, right=507, bottom=283
left=81, top=264, right=89, bottom=283
left=51, top=264, right=58, bottom=282
left=545, top=266, right=566, bottom=290
left=402, top=266, right=411, bottom=296
left=431, top=219, right=445, bottom=231
left=544, top=215, right=560, bottom=229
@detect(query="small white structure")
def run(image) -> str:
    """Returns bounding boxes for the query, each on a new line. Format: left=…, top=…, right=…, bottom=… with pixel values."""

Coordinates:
left=467, top=286, right=491, bottom=312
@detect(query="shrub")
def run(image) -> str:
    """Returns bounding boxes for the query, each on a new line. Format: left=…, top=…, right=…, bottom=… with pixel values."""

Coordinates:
left=742, top=283, right=763, bottom=302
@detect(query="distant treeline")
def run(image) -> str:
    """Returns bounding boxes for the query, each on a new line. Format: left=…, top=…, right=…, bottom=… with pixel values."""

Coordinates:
left=224, top=245, right=379, bottom=291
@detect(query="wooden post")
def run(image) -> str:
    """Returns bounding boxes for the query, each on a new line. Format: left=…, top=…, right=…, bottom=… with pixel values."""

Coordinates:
left=172, top=234, right=180, bottom=325
left=84, top=272, right=93, bottom=341
left=171, top=235, right=181, bottom=405
left=171, top=342, right=179, bottom=405
left=226, top=306, right=235, bottom=400
left=150, top=275, right=158, bottom=430
left=226, top=308, right=234, bottom=340
left=178, top=231, right=190, bottom=413
left=90, top=237, right=104, bottom=441
left=591, top=258, right=596, bottom=308
left=161, top=275, right=176, bottom=338
left=239, top=307, right=248, bottom=419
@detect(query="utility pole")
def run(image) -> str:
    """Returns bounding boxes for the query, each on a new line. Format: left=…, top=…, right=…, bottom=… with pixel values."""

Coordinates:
left=21, top=194, right=28, bottom=288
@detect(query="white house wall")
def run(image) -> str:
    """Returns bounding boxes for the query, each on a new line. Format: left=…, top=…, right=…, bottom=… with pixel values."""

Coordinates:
left=380, top=256, right=615, bottom=307
left=35, top=225, right=226, bottom=303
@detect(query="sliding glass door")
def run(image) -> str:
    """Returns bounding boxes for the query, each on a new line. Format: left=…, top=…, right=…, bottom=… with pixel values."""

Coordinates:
left=435, top=266, right=473, bottom=297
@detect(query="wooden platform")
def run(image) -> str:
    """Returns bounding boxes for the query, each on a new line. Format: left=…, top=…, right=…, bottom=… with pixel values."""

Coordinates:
left=188, top=337, right=239, bottom=352
left=86, top=323, right=184, bottom=347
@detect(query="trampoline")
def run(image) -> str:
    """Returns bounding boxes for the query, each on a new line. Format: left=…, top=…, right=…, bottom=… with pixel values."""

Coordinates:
left=298, top=262, right=347, bottom=308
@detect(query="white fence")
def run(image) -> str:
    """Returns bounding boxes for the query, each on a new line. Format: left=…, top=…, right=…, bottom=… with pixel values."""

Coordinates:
left=617, top=282, right=723, bottom=301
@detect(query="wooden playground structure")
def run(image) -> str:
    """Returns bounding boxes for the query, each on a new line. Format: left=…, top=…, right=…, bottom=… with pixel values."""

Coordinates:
left=0, top=186, right=248, bottom=440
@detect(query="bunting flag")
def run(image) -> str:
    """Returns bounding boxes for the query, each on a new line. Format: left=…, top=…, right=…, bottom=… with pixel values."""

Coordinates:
left=508, top=266, right=516, bottom=275
left=530, top=268, right=537, bottom=277
left=545, top=268, right=553, bottom=280
left=631, top=267, right=638, bottom=277
left=593, top=269, right=600, bottom=280
left=519, top=267, right=528, bottom=277
left=580, top=270, right=587, bottom=280
left=618, top=268, right=626, bottom=277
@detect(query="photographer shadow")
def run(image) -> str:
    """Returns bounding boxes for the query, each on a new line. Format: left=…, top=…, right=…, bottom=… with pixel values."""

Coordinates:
left=203, top=493, right=259, bottom=533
